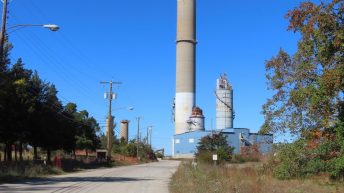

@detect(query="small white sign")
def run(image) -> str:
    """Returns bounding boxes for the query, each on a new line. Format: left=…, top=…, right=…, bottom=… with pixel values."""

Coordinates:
left=213, top=154, right=218, bottom=161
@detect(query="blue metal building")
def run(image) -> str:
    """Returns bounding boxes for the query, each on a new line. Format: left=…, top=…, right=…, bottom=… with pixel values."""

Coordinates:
left=172, top=128, right=273, bottom=158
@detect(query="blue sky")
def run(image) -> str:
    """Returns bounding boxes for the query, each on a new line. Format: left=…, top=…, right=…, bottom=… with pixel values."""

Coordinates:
left=6, top=0, right=305, bottom=155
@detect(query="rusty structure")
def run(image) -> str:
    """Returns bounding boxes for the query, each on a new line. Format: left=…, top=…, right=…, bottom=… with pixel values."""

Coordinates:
left=188, top=106, right=205, bottom=132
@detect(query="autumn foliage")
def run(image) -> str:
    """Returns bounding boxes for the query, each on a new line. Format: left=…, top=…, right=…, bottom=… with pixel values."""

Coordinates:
left=262, top=0, right=344, bottom=179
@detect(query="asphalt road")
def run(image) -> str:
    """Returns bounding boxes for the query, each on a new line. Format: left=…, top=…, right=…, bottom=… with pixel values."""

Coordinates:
left=0, top=160, right=180, bottom=193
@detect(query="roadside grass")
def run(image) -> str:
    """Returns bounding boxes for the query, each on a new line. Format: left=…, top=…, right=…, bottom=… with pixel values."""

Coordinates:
left=170, top=161, right=344, bottom=193
left=0, top=161, right=63, bottom=183
left=0, top=159, right=124, bottom=183
left=0, top=157, right=152, bottom=183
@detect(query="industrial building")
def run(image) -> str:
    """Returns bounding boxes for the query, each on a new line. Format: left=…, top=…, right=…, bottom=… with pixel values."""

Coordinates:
left=172, top=128, right=273, bottom=158
left=172, top=0, right=272, bottom=158
left=172, top=75, right=273, bottom=158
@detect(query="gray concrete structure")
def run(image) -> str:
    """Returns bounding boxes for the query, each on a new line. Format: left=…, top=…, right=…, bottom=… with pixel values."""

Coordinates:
left=175, top=0, right=197, bottom=134
left=216, top=74, right=234, bottom=129
left=120, top=120, right=129, bottom=143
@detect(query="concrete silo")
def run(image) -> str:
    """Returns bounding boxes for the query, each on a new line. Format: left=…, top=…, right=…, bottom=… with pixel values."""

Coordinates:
left=175, top=0, right=197, bottom=134
left=215, top=74, right=234, bottom=129
left=120, top=120, right=129, bottom=144
left=188, top=106, right=205, bottom=132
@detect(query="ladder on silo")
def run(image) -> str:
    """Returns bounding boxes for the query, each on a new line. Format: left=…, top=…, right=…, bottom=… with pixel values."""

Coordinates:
left=214, top=91, right=235, bottom=119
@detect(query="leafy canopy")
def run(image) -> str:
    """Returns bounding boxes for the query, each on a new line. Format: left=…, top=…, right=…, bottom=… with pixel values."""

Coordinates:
left=261, top=0, right=344, bottom=135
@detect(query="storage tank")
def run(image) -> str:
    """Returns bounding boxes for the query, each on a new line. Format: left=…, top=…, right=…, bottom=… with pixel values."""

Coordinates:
left=188, top=106, right=205, bottom=131
left=120, top=120, right=129, bottom=144
left=215, top=74, right=234, bottom=129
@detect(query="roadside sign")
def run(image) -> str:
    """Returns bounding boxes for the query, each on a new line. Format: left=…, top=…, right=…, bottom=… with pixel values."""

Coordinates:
left=212, top=154, right=218, bottom=161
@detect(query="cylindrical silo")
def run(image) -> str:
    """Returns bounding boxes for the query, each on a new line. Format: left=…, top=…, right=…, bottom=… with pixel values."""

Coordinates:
left=175, top=0, right=197, bottom=134
left=120, top=120, right=129, bottom=144
left=189, top=106, right=205, bottom=131
left=216, top=74, right=234, bottom=129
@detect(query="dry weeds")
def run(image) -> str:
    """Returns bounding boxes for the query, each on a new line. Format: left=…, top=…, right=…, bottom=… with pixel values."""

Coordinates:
left=170, top=161, right=344, bottom=193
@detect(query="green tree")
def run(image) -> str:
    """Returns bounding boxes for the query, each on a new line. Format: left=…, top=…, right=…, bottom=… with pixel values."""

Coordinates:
left=0, top=58, right=33, bottom=161
left=9, top=59, right=34, bottom=161
left=64, top=103, right=100, bottom=156
left=261, top=0, right=344, bottom=179
left=0, top=39, right=100, bottom=163
left=39, top=84, right=64, bottom=162
left=27, top=71, right=51, bottom=160
left=261, top=0, right=344, bottom=135
left=0, top=39, right=13, bottom=161
left=196, top=133, right=234, bottom=164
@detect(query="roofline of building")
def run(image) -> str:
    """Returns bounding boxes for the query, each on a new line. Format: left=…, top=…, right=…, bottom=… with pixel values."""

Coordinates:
left=173, top=128, right=273, bottom=136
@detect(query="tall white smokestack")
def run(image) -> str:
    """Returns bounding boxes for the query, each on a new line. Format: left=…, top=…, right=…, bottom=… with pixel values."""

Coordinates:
left=175, top=0, right=196, bottom=134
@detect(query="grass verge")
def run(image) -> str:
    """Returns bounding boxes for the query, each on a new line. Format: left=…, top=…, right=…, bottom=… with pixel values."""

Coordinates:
left=170, top=161, right=344, bottom=193
left=0, top=159, right=124, bottom=183
left=0, top=161, right=63, bottom=183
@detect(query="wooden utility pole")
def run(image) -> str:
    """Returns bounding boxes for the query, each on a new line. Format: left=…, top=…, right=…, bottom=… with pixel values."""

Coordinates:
left=100, top=80, right=122, bottom=161
left=0, top=0, right=8, bottom=64
left=136, top=116, right=142, bottom=160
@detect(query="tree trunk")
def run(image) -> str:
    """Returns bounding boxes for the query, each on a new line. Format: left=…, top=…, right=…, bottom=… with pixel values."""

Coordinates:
left=6, top=143, right=12, bottom=162
left=73, top=149, right=76, bottom=160
left=14, top=144, right=17, bottom=161
left=3, top=145, right=6, bottom=162
left=33, top=145, right=38, bottom=160
left=19, top=142, right=23, bottom=161
left=47, top=148, right=51, bottom=164
left=86, top=149, right=88, bottom=158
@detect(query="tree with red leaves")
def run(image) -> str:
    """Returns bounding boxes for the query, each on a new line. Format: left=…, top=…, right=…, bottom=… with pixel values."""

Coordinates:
left=261, top=0, right=344, bottom=136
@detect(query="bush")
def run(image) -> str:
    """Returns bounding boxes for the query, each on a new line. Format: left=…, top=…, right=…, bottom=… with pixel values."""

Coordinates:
left=196, top=133, right=234, bottom=164
left=330, top=156, right=344, bottom=179
left=197, top=151, right=213, bottom=163
left=232, top=154, right=259, bottom=163
left=266, top=139, right=340, bottom=180
left=271, top=140, right=308, bottom=179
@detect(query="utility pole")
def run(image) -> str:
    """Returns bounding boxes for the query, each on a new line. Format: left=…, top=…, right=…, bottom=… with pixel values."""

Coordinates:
left=146, top=127, right=149, bottom=145
left=136, top=116, right=142, bottom=160
left=149, top=126, right=152, bottom=148
left=100, top=80, right=122, bottom=161
left=0, top=0, right=8, bottom=64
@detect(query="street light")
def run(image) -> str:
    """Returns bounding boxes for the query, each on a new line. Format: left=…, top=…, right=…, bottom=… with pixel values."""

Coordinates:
left=113, top=106, right=134, bottom=111
left=7, top=24, right=60, bottom=32
left=0, top=0, right=60, bottom=64
left=0, top=24, right=60, bottom=59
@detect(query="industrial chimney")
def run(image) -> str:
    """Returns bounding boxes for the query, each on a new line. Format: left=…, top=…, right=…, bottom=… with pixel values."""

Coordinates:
left=120, top=120, right=129, bottom=144
left=175, top=0, right=196, bottom=134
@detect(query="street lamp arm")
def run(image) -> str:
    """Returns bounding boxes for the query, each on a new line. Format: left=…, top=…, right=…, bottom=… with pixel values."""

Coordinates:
left=7, top=24, right=60, bottom=32
left=113, top=106, right=134, bottom=111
